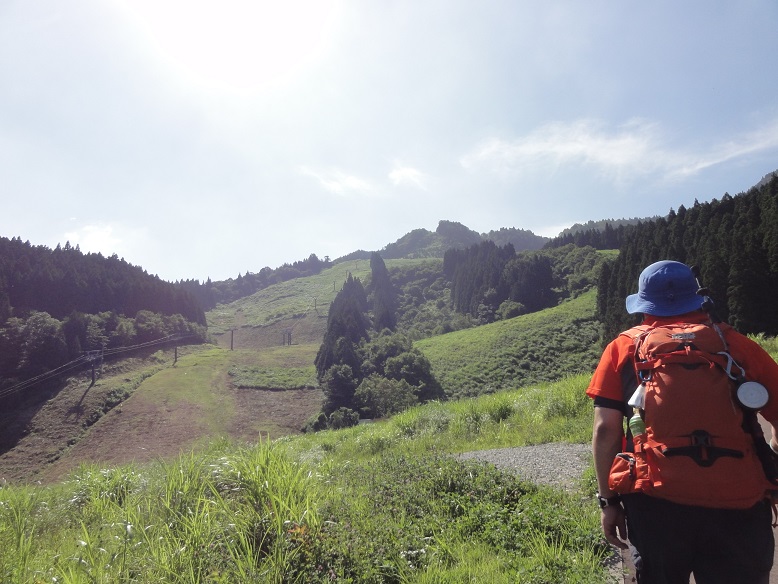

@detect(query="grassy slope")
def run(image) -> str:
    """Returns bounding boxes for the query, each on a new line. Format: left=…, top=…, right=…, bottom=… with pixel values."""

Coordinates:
left=6, top=260, right=777, bottom=582
left=0, top=343, right=324, bottom=484
left=207, top=260, right=377, bottom=334
left=418, top=290, right=602, bottom=398
left=207, top=258, right=441, bottom=345
left=1, top=259, right=601, bottom=485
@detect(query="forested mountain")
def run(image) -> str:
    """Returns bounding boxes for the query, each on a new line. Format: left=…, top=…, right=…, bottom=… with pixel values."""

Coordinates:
left=181, top=221, right=548, bottom=311
left=309, top=244, right=606, bottom=428
left=557, top=217, right=654, bottom=237
left=544, top=222, right=633, bottom=250
left=338, top=220, right=548, bottom=263
left=597, top=175, right=778, bottom=340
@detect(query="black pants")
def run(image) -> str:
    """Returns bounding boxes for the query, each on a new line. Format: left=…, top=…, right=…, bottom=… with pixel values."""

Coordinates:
left=622, top=494, right=774, bottom=584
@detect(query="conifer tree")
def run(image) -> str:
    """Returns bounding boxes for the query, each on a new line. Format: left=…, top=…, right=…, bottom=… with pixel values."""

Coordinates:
left=314, top=274, right=369, bottom=380
left=368, top=253, right=397, bottom=331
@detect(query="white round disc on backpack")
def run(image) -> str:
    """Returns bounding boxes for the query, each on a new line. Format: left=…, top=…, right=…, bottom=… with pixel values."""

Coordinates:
left=736, top=381, right=769, bottom=410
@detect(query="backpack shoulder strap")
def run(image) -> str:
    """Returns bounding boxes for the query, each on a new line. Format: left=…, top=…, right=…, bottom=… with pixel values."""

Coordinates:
left=618, top=325, right=653, bottom=398
left=619, top=324, right=652, bottom=342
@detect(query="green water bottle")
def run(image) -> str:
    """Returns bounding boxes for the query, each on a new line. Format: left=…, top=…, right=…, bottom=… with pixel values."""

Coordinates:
left=628, top=408, right=645, bottom=438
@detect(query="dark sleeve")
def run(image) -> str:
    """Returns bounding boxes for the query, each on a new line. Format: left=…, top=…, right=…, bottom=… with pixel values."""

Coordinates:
left=593, top=395, right=629, bottom=416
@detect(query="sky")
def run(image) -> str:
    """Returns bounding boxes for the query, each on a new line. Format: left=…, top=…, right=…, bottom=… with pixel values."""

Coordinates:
left=2, top=1, right=778, bottom=283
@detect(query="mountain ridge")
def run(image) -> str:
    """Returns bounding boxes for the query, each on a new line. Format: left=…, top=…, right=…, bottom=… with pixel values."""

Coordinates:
left=335, top=219, right=549, bottom=263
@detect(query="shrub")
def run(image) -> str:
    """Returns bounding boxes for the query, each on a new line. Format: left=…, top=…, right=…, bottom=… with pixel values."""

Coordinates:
left=354, top=375, right=418, bottom=418
left=328, top=407, right=359, bottom=429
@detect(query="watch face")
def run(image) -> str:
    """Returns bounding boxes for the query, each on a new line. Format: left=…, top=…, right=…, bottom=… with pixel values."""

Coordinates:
left=737, top=382, right=769, bottom=410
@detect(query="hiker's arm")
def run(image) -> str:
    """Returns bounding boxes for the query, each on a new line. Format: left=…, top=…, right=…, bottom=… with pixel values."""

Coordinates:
left=592, top=406, right=628, bottom=549
left=592, top=406, right=623, bottom=496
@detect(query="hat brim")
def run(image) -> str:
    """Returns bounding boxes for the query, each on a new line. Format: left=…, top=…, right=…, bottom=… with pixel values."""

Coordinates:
left=625, top=293, right=704, bottom=316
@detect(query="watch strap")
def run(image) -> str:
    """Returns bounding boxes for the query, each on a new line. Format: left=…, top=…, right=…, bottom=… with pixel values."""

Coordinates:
left=596, top=493, right=621, bottom=509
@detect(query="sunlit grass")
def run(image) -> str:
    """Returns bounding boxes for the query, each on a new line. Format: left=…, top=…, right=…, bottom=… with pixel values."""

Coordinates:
left=0, top=372, right=612, bottom=583
left=416, top=291, right=602, bottom=398
left=207, top=259, right=435, bottom=334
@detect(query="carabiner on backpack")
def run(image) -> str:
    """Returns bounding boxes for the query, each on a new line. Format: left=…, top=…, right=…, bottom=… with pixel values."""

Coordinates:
left=716, top=351, right=744, bottom=381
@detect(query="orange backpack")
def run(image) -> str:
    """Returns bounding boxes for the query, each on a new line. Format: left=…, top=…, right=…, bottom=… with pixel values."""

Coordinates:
left=608, top=321, right=776, bottom=509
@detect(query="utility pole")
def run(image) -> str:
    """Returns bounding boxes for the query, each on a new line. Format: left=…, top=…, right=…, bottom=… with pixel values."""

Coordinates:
left=86, top=349, right=102, bottom=387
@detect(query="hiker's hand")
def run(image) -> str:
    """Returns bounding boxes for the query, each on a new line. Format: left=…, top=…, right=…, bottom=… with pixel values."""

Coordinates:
left=601, top=504, right=628, bottom=549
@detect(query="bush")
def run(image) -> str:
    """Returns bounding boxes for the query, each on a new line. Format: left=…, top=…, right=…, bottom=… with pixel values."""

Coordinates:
left=496, top=300, right=525, bottom=320
left=328, top=407, right=359, bottom=429
left=354, top=375, right=418, bottom=418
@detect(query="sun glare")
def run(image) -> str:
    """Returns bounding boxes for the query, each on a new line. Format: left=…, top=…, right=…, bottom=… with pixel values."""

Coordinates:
left=119, top=0, right=340, bottom=94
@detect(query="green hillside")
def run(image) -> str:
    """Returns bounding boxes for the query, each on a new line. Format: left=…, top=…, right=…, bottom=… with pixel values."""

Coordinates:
left=206, top=258, right=445, bottom=350
left=0, top=249, right=617, bottom=581
left=7, top=256, right=778, bottom=580
left=418, top=290, right=601, bottom=399
left=207, top=260, right=373, bottom=334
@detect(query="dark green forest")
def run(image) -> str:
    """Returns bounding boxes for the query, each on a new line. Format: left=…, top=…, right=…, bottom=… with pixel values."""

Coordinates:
left=0, top=238, right=207, bottom=397
left=596, top=175, right=778, bottom=340
left=0, top=238, right=204, bottom=325
left=312, top=255, right=444, bottom=429
left=443, top=242, right=604, bottom=321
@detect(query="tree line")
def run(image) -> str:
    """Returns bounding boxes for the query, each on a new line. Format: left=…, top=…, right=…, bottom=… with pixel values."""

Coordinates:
left=544, top=222, right=631, bottom=250
left=443, top=242, right=604, bottom=323
left=0, top=310, right=207, bottom=393
left=0, top=237, right=205, bottom=326
left=0, top=237, right=208, bottom=399
left=597, top=175, right=778, bottom=340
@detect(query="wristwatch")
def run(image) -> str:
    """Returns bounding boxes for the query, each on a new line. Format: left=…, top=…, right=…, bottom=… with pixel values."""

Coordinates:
left=596, top=493, right=621, bottom=509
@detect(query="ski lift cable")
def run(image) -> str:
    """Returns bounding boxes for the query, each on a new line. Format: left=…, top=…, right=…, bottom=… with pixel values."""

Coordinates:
left=0, top=334, right=192, bottom=399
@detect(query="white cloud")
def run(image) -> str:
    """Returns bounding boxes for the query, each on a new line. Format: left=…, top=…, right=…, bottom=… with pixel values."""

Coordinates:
left=460, top=119, right=661, bottom=181
left=460, top=117, right=778, bottom=185
left=389, top=163, right=428, bottom=190
left=64, top=224, right=121, bottom=254
left=62, top=223, right=149, bottom=263
left=299, top=166, right=378, bottom=197
left=668, top=117, right=778, bottom=179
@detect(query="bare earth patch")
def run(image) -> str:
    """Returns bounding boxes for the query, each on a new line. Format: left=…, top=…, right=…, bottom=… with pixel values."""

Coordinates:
left=0, top=344, right=324, bottom=486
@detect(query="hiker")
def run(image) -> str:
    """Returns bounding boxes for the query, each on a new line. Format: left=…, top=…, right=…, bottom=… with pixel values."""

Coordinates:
left=588, top=260, right=778, bottom=584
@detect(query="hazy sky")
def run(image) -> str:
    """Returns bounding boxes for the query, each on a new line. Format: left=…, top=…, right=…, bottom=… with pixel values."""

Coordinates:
left=2, top=1, right=777, bottom=283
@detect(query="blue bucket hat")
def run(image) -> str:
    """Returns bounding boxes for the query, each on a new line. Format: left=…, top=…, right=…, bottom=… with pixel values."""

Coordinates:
left=625, top=260, right=705, bottom=316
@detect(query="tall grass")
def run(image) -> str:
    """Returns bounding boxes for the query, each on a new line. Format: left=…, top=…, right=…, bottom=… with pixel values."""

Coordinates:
left=0, top=373, right=610, bottom=583
left=0, top=439, right=321, bottom=583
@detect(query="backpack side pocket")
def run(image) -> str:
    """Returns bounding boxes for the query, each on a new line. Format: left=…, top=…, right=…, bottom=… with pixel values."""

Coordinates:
left=609, top=452, right=651, bottom=494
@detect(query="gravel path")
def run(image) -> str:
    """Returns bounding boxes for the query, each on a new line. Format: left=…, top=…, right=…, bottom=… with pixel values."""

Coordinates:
left=457, top=442, right=592, bottom=491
